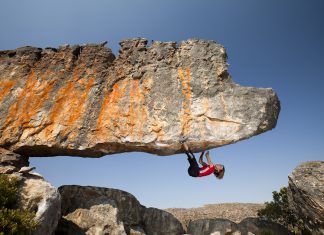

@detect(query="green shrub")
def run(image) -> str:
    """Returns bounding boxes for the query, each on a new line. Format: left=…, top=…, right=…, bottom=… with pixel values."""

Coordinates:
left=257, top=187, right=306, bottom=234
left=0, top=174, right=38, bottom=235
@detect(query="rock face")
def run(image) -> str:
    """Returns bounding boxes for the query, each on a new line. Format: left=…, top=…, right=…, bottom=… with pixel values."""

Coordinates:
left=56, top=185, right=184, bottom=235
left=0, top=38, right=280, bottom=157
left=0, top=148, right=61, bottom=235
left=166, top=203, right=265, bottom=230
left=288, top=161, right=324, bottom=235
left=187, top=218, right=290, bottom=235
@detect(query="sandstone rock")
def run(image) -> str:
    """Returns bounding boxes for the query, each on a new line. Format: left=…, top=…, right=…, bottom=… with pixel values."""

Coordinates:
left=0, top=147, right=28, bottom=168
left=58, top=204, right=126, bottom=235
left=0, top=38, right=280, bottom=157
left=18, top=166, right=36, bottom=174
left=143, top=207, right=184, bottom=235
left=56, top=185, right=184, bottom=235
left=1, top=149, right=61, bottom=235
left=187, top=218, right=290, bottom=235
left=0, top=165, right=16, bottom=174
left=288, top=161, right=324, bottom=235
left=17, top=173, right=61, bottom=235
left=188, top=218, right=239, bottom=234
left=239, top=218, right=290, bottom=235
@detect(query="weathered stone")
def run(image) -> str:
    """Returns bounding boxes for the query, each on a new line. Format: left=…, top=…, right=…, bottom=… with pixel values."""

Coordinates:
left=18, top=166, right=36, bottom=174
left=1, top=149, right=61, bottom=235
left=142, top=207, right=184, bottom=235
left=187, top=218, right=290, bottom=235
left=239, top=218, right=290, bottom=235
left=56, top=185, right=184, bottom=235
left=130, top=226, right=146, bottom=235
left=2, top=171, right=61, bottom=235
left=0, top=38, right=280, bottom=157
left=288, top=161, right=324, bottom=235
left=0, top=147, right=28, bottom=168
left=0, top=165, right=16, bottom=174
left=17, top=173, right=61, bottom=235
left=188, top=219, right=239, bottom=235
left=58, top=204, right=126, bottom=235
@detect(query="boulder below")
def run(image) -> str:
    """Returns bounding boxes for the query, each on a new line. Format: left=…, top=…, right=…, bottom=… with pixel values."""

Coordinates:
left=56, top=185, right=184, bottom=235
left=0, top=148, right=61, bottom=235
left=0, top=38, right=280, bottom=157
left=187, top=218, right=290, bottom=235
left=288, top=161, right=324, bottom=235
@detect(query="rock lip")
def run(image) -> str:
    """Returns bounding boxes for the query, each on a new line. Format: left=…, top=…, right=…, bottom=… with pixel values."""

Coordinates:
left=0, top=38, right=280, bottom=157
left=288, top=161, right=324, bottom=235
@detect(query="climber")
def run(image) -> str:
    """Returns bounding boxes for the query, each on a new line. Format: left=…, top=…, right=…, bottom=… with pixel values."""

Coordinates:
left=182, top=142, right=225, bottom=179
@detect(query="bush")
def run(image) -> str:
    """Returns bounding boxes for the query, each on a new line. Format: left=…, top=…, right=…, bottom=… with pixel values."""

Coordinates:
left=257, top=187, right=306, bottom=234
left=0, top=174, right=38, bottom=235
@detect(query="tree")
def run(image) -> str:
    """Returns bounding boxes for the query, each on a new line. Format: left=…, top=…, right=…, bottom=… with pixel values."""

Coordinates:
left=257, top=187, right=306, bottom=234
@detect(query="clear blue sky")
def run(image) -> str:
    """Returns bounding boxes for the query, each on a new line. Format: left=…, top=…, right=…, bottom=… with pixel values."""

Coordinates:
left=1, top=0, right=323, bottom=209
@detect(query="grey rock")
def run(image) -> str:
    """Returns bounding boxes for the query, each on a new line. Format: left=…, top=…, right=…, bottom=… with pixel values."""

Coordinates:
left=59, top=203, right=126, bottom=235
left=0, top=165, right=16, bottom=174
left=56, top=185, right=184, bottom=235
left=187, top=218, right=290, bottom=235
left=0, top=147, right=29, bottom=168
left=143, top=207, right=184, bottom=235
left=1, top=149, right=61, bottom=235
left=239, top=217, right=290, bottom=235
left=0, top=38, right=280, bottom=157
left=288, top=161, right=324, bottom=235
left=187, top=219, right=239, bottom=235
left=19, top=175, right=61, bottom=235
left=19, top=166, right=36, bottom=174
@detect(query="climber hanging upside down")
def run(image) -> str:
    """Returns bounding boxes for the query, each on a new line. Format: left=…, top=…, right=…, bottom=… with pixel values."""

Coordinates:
left=182, top=141, right=225, bottom=179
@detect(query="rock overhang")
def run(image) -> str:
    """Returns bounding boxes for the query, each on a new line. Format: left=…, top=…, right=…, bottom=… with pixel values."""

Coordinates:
left=0, top=38, right=280, bottom=157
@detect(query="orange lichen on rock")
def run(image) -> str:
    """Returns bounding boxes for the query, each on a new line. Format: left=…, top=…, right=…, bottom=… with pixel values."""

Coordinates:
left=0, top=80, right=17, bottom=103
left=43, top=68, right=95, bottom=143
left=95, top=78, right=148, bottom=142
left=95, top=79, right=129, bottom=140
left=2, top=69, right=57, bottom=140
left=178, top=66, right=193, bottom=137
left=125, top=79, right=147, bottom=140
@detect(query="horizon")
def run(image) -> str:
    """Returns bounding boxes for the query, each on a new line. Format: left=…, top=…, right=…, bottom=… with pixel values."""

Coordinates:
left=1, top=0, right=323, bottom=209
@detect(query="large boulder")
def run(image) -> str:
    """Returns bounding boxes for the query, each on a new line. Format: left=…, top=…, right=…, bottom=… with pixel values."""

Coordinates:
left=0, top=38, right=280, bottom=157
left=0, top=148, right=61, bottom=235
left=142, top=207, right=184, bottom=235
left=17, top=173, right=61, bottom=235
left=56, top=185, right=184, bottom=235
left=187, top=218, right=290, bottom=235
left=288, top=161, right=324, bottom=235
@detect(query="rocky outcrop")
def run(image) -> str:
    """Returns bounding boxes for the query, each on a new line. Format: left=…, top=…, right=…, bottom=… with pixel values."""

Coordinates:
left=0, top=38, right=280, bottom=157
left=56, top=185, right=184, bottom=235
left=166, top=203, right=265, bottom=230
left=142, top=208, right=184, bottom=235
left=0, top=148, right=61, bottom=235
left=187, top=218, right=290, bottom=235
left=288, top=161, right=324, bottom=235
left=0, top=147, right=28, bottom=171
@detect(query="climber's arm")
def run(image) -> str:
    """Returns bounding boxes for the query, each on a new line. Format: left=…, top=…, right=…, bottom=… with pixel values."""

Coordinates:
left=205, top=151, right=214, bottom=166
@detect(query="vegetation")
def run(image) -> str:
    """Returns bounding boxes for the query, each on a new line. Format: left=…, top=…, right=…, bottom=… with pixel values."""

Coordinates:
left=257, top=187, right=308, bottom=234
left=0, top=174, right=38, bottom=235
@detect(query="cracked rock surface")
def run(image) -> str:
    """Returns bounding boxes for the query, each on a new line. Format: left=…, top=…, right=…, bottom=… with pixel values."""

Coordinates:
left=0, top=38, right=280, bottom=157
left=288, top=161, right=324, bottom=235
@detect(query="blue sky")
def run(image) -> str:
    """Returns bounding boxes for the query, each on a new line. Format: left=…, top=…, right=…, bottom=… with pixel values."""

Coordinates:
left=1, top=0, right=323, bottom=209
